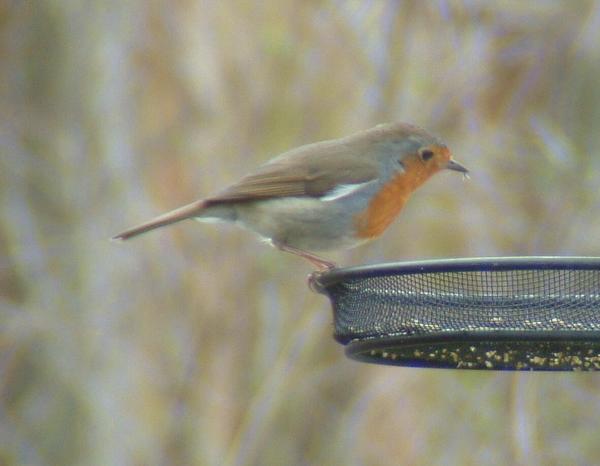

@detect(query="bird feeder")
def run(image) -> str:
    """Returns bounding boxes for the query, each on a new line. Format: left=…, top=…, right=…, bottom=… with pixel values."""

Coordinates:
left=313, top=257, right=600, bottom=371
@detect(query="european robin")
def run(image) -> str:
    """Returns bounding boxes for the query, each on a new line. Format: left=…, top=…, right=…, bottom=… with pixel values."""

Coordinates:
left=113, top=122, right=468, bottom=269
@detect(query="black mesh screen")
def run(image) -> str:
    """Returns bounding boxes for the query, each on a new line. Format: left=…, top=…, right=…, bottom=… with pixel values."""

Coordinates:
left=313, top=257, right=600, bottom=371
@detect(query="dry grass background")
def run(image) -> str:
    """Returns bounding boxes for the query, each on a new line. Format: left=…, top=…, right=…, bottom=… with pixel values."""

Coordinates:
left=2, top=1, right=600, bottom=465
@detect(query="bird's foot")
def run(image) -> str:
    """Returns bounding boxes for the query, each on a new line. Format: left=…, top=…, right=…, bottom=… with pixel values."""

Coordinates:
left=307, top=269, right=332, bottom=293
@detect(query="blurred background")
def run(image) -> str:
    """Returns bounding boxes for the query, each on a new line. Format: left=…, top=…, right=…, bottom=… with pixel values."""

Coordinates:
left=2, top=1, right=600, bottom=465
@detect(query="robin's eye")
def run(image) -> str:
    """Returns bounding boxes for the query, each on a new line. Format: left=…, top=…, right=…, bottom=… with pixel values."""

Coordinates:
left=420, top=149, right=434, bottom=161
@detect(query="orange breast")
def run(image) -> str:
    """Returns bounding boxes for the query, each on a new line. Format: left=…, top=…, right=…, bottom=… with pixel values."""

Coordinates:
left=354, top=159, right=435, bottom=239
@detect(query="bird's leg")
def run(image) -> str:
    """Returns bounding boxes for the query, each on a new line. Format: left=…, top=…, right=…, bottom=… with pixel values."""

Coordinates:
left=272, top=241, right=337, bottom=271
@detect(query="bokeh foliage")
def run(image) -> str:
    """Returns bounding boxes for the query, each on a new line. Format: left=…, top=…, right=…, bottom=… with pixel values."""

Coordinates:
left=2, top=1, right=600, bottom=465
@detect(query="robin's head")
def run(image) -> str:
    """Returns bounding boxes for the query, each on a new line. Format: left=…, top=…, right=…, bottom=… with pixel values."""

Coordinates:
left=365, top=122, right=468, bottom=179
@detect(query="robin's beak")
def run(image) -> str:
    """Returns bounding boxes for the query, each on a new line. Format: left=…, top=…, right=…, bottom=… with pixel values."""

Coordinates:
left=446, top=159, right=469, bottom=174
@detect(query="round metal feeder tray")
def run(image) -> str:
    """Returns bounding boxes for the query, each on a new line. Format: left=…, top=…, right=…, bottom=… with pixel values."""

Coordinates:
left=312, top=257, right=600, bottom=371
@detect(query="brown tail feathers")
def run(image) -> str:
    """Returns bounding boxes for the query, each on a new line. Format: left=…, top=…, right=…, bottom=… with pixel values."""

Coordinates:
left=112, top=200, right=206, bottom=241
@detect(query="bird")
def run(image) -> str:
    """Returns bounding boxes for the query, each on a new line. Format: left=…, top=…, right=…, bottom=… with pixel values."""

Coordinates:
left=112, top=122, right=468, bottom=269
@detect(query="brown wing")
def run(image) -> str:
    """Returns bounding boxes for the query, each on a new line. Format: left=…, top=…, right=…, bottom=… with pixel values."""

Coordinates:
left=205, top=139, right=379, bottom=205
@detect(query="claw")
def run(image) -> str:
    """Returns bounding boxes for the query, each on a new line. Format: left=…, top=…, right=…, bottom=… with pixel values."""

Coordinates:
left=308, top=270, right=328, bottom=293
